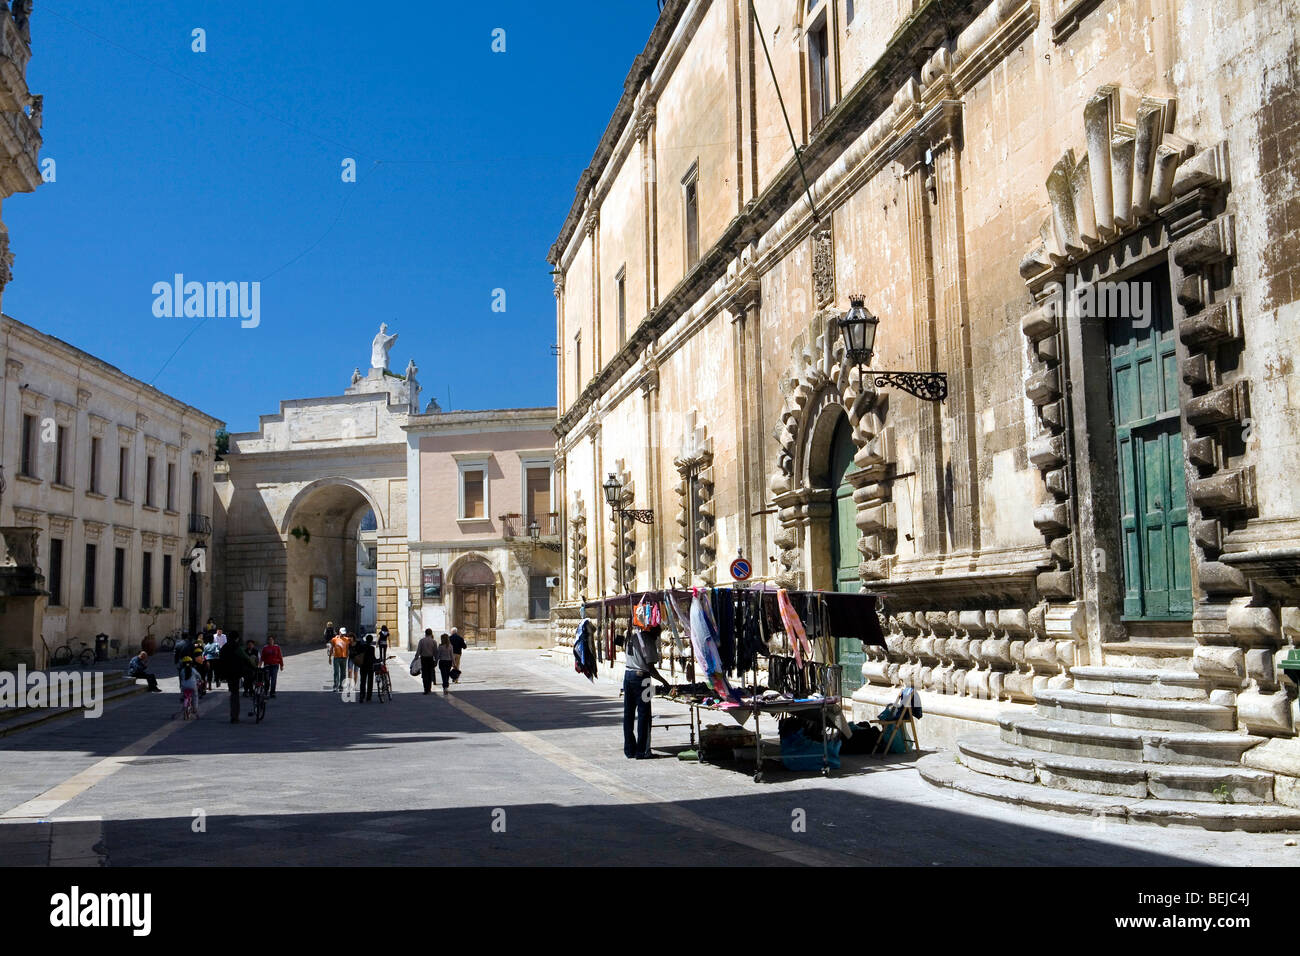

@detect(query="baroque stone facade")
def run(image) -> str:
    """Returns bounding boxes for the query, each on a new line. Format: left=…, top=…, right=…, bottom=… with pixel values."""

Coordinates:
left=547, top=0, right=1300, bottom=823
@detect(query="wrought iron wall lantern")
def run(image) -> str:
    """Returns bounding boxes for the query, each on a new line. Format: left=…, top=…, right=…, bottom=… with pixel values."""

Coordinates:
left=527, top=517, right=562, bottom=553
left=838, top=294, right=948, bottom=402
left=602, top=474, right=654, bottom=525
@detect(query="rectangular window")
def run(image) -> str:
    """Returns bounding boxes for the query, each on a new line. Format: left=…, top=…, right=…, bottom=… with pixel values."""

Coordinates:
left=90, top=437, right=102, bottom=494
left=113, top=547, right=126, bottom=608
left=528, top=574, right=551, bottom=620
left=526, top=466, right=551, bottom=523
left=20, top=414, right=37, bottom=477
left=117, top=447, right=130, bottom=500
left=616, top=267, right=627, bottom=347
left=83, top=543, right=97, bottom=607
left=166, top=462, right=176, bottom=511
left=145, top=456, right=156, bottom=506
left=809, top=22, right=831, bottom=127
left=191, top=471, right=200, bottom=514
left=684, top=175, right=700, bottom=268
left=141, top=551, right=153, bottom=608
left=162, top=554, right=173, bottom=609
left=462, top=469, right=486, bottom=519
left=687, top=468, right=703, bottom=574
left=49, top=538, right=64, bottom=607
left=845, top=0, right=855, bottom=24
left=366, top=546, right=378, bottom=570
left=55, top=425, right=68, bottom=485
left=574, top=332, right=582, bottom=393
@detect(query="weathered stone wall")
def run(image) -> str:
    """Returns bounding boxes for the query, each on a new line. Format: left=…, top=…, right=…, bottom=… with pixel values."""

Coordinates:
left=550, top=0, right=1300, bottom=736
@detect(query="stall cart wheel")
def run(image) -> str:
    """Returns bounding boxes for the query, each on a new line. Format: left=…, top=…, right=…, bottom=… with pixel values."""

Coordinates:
left=821, top=766, right=830, bottom=777
left=754, top=771, right=763, bottom=783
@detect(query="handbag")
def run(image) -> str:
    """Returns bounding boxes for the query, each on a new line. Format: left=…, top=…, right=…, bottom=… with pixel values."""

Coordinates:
left=409, top=656, right=422, bottom=677
left=633, top=596, right=661, bottom=629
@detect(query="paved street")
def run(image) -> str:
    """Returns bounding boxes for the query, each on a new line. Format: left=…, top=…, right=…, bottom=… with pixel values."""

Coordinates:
left=0, top=648, right=1295, bottom=867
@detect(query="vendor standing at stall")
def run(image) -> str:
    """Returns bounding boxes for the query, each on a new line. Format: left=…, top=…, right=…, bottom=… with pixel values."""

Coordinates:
left=623, top=626, right=671, bottom=760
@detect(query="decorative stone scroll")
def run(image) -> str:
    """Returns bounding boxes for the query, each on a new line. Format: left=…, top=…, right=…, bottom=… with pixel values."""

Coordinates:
left=569, top=493, right=588, bottom=598
left=608, top=459, right=637, bottom=590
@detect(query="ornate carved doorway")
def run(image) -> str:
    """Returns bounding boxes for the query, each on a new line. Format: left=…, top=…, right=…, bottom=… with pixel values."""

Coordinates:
left=453, top=560, right=496, bottom=644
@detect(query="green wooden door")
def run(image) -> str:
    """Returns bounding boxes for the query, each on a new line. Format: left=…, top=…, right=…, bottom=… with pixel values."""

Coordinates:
left=828, top=415, right=865, bottom=693
left=1107, top=264, right=1192, bottom=619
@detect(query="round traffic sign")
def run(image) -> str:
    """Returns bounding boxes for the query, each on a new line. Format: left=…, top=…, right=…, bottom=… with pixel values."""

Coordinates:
left=730, top=557, right=752, bottom=581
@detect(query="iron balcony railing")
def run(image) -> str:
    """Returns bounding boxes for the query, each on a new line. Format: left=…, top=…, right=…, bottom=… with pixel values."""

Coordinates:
left=500, top=512, right=559, bottom=539
left=188, top=513, right=212, bottom=536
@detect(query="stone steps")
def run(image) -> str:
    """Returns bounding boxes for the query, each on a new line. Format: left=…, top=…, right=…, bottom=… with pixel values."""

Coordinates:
left=1071, top=665, right=1211, bottom=700
left=918, top=754, right=1300, bottom=832
left=959, top=735, right=1274, bottom=803
left=1101, top=640, right=1197, bottom=671
left=0, top=681, right=149, bottom=737
left=1001, top=715, right=1265, bottom=766
left=1034, top=687, right=1234, bottom=732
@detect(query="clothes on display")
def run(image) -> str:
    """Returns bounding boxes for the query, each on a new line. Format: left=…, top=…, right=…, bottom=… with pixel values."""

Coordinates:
left=573, top=616, right=598, bottom=681
left=689, top=588, right=741, bottom=702
left=776, top=588, right=813, bottom=669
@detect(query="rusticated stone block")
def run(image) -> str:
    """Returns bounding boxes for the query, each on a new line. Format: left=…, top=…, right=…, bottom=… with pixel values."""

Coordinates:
left=1034, top=502, right=1070, bottom=532
left=1172, top=216, right=1234, bottom=269
left=1193, top=644, right=1245, bottom=680
left=1026, top=366, right=1062, bottom=405
left=1010, top=640, right=1026, bottom=665
left=957, top=610, right=987, bottom=634
left=1237, top=689, right=1293, bottom=736
left=1181, top=353, right=1212, bottom=389
left=1282, top=607, right=1300, bottom=639
left=1021, top=302, right=1059, bottom=340
left=1190, top=468, right=1256, bottom=512
left=983, top=636, right=1012, bottom=667
left=1055, top=640, right=1076, bottom=668
left=1227, top=602, right=1282, bottom=645
left=948, top=637, right=972, bottom=662
left=1187, top=435, right=1218, bottom=469
left=1198, top=561, right=1251, bottom=595
left=1028, top=433, right=1067, bottom=468
left=999, top=608, right=1030, bottom=635
left=1245, top=648, right=1277, bottom=689
left=1037, top=570, right=1075, bottom=598
left=1178, top=299, right=1240, bottom=348
left=1039, top=400, right=1066, bottom=431
left=1025, top=638, right=1058, bottom=671
left=1185, top=382, right=1245, bottom=427
left=988, top=671, right=1005, bottom=700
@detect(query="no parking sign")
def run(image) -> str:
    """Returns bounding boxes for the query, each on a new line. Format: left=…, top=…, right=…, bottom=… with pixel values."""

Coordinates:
left=729, top=557, right=752, bottom=581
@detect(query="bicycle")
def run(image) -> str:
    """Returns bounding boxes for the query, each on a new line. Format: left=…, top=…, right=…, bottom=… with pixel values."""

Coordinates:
left=177, top=687, right=200, bottom=721
left=159, top=629, right=182, bottom=653
left=375, top=656, right=394, bottom=703
left=248, top=667, right=268, bottom=723
left=50, top=638, right=96, bottom=669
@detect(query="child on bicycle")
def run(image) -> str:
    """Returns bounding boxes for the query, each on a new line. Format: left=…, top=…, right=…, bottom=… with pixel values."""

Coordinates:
left=178, top=656, right=200, bottom=717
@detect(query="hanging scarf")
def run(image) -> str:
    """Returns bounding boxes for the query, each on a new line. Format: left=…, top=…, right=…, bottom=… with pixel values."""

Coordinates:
left=690, top=588, right=739, bottom=701
left=777, top=588, right=813, bottom=670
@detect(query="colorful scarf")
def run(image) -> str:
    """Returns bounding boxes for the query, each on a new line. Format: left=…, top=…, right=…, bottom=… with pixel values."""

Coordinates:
left=777, top=588, right=813, bottom=670
left=690, top=588, right=739, bottom=701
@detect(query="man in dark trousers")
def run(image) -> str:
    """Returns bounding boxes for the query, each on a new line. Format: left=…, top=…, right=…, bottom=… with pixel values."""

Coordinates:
left=416, top=628, right=438, bottom=695
left=219, top=637, right=257, bottom=723
left=623, top=627, right=670, bottom=759
left=449, top=628, right=467, bottom=683
left=355, top=634, right=378, bottom=703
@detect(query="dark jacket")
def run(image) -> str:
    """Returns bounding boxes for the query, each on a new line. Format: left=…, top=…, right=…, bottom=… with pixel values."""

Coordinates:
left=355, top=642, right=377, bottom=670
left=450, top=632, right=467, bottom=653
left=218, top=640, right=256, bottom=682
left=173, top=637, right=194, bottom=667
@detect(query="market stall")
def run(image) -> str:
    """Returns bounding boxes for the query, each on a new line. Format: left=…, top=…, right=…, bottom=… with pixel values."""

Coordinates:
left=570, top=585, right=885, bottom=781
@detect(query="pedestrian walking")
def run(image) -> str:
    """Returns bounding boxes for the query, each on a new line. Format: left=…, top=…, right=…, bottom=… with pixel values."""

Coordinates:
left=205, top=636, right=224, bottom=687
left=355, top=635, right=377, bottom=703
left=377, top=624, right=390, bottom=662
left=329, top=628, right=350, bottom=692
left=218, top=637, right=257, bottom=723
left=323, top=621, right=336, bottom=663
left=242, top=639, right=261, bottom=697
left=436, top=633, right=455, bottom=694
left=178, top=656, right=200, bottom=717
left=416, top=628, right=438, bottom=695
left=449, top=628, right=467, bottom=683
left=260, top=635, right=284, bottom=698
left=126, top=650, right=163, bottom=692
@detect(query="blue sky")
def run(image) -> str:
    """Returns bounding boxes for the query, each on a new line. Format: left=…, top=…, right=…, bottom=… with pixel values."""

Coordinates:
left=6, top=1, right=660, bottom=431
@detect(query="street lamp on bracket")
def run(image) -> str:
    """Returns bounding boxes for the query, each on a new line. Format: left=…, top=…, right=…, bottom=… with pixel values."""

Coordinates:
left=527, top=516, right=561, bottom=554
left=838, top=294, right=948, bottom=402
left=603, top=473, right=653, bottom=595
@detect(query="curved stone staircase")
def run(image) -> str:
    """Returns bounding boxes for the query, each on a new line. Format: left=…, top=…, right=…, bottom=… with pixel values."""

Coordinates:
left=918, top=662, right=1300, bottom=831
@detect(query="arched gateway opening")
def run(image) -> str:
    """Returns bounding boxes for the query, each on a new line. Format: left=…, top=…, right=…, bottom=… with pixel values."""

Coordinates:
left=281, top=480, right=382, bottom=640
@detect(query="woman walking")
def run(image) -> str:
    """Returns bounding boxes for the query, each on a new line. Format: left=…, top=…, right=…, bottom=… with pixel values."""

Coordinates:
left=437, top=633, right=455, bottom=694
